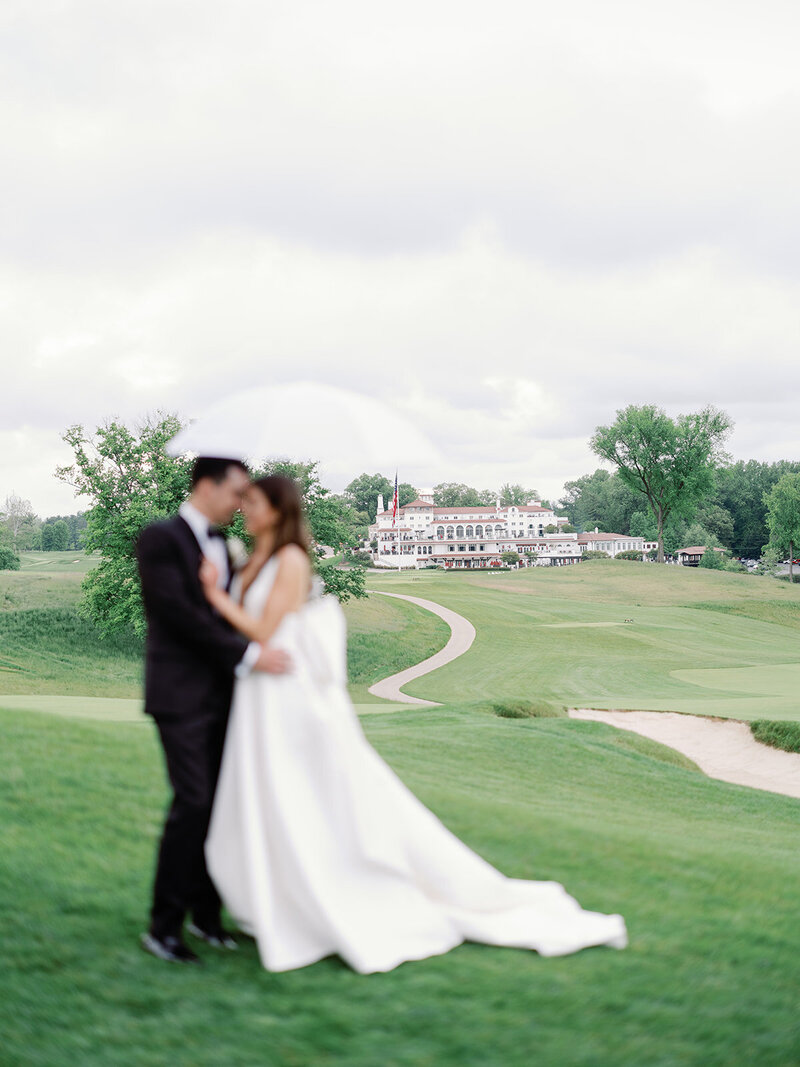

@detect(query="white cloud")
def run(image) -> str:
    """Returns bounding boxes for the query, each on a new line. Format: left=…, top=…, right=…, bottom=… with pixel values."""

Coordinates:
left=1, top=1, right=799, bottom=515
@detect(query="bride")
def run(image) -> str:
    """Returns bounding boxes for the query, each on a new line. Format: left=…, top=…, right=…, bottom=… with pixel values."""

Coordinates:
left=200, top=475, right=627, bottom=974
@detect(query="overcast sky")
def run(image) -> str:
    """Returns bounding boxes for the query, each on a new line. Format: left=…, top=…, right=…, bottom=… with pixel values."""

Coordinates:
left=3, top=0, right=800, bottom=516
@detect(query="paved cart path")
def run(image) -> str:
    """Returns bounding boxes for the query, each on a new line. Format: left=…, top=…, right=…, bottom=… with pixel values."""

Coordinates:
left=569, top=708, right=800, bottom=800
left=366, top=591, right=476, bottom=706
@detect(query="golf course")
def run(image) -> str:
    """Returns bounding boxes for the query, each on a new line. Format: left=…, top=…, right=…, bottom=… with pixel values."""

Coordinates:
left=2, top=554, right=799, bottom=1065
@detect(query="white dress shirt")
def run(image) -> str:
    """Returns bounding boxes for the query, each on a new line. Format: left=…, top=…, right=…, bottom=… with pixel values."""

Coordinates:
left=179, top=501, right=261, bottom=677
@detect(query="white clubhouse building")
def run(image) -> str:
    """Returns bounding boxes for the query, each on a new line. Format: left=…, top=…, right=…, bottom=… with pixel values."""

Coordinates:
left=368, top=490, right=653, bottom=569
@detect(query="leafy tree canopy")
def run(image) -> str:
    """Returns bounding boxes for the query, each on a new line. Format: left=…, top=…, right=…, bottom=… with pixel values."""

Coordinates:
left=559, top=469, right=640, bottom=534
left=57, top=414, right=366, bottom=637
left=763, top=472, right=800, bottom=580
left=344, top=473, right=393, bottom=523
left=0, top=546, right=21, bottom=571
left=590, top=404, right=733, bottom=562
left=499, top=483, right=538, bottom=506
left=433, top=483, right=496, bottom=507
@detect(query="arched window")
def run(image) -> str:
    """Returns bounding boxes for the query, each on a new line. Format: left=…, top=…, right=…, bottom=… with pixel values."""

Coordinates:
left=456, top=525, right=464, bottom=538
left=475, top=525, right=483, bottom=537
left=465, top=525, right=474, bottom=538
left=446, top=526, right=454, bottom=539
left=436, top=526, right=445, bottom=539
left=494, top=524, right=503, bottom=536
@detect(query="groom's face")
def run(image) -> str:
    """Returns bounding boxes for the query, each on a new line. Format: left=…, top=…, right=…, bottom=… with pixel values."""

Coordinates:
left=206, top=467, right=251, bottom=525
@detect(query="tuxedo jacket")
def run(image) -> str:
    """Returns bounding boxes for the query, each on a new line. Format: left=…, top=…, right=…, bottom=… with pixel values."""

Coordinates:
left=137, top=516, right=249, bottom=721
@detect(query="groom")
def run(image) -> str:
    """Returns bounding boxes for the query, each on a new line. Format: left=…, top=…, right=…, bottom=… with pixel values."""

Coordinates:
left=137, top=456, right=289, bottom=965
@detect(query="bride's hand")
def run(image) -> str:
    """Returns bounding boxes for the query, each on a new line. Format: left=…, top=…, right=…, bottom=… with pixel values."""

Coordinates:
left=199, top=557, right=220, bottom=598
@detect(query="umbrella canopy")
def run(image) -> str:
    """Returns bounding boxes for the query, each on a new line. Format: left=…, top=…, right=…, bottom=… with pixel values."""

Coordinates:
left=166, top=382, right=441, bottom=472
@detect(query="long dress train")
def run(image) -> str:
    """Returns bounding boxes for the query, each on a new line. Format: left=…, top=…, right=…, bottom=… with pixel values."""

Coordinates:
left=206, top=558, right=627, bottom=973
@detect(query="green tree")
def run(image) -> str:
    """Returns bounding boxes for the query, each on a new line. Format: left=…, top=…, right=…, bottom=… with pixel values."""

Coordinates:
left=398, top=483, right=418, bottom=508
left=716, top=460, right=800, bottom=557
left=344, top=473, right=393, bottom=523
left=500, top=551, right=520, bottom=566
left=0, top=546, right=21, bottom=570
left=699, top=548, right=725, bottom=570
left=42, top=512, right=88, bottom=550
left=499, top=484, right=537, bottom=506
left=763, top=472, right=800, bottom=582
left=49, top=519, right=70, bottom=551
left=559, top=469, right=640, bottom=533
left=57, top=416, right=366, bottom=636
left=590, top=405, right=733, bottom=563
left=433, top=483, right=495, bottom=507
left=0, top=494, right=37, bottom=551
left=56, top=414, right=193, bottom=637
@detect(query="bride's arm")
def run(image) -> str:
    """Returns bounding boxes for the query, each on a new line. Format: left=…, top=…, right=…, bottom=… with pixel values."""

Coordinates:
left=201, top=546, right=310, bottom=645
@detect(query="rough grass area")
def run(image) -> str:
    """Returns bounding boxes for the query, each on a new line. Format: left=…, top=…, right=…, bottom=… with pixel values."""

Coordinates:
left=2, top=706, right=799, bottom=1066
left=750, top=719, right=800, bottom=754
left=0, top=608, right=143, bottom=697
left=0, top=566, right=449, bottom=704
left=459, top=697, right=567, bottom=719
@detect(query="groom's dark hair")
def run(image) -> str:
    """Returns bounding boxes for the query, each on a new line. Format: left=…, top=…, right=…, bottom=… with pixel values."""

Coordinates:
left=191, top=456, right=249, bottom=487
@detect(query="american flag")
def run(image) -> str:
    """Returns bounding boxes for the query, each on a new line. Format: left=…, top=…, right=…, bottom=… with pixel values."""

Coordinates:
left=391, top=471, right=399, bottom=527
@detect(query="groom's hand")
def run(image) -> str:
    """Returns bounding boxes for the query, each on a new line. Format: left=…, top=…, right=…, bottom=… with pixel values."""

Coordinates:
left=253, top=646, right=292, bottom=674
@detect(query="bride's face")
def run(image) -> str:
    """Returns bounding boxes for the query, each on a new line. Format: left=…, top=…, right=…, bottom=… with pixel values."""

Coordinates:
left=243, top=485, right=280, bottom=536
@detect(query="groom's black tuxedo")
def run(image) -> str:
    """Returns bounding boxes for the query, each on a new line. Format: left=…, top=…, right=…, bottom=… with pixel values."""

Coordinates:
left=137, top=515, right=249, bottom=940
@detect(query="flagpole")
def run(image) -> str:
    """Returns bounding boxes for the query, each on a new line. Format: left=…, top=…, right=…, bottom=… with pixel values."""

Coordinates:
left=392, top=469, right=400, bottom=574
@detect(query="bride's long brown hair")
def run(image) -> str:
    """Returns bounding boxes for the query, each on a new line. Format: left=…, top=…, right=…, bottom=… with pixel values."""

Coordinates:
left=252, top=475, right=312, bottom=560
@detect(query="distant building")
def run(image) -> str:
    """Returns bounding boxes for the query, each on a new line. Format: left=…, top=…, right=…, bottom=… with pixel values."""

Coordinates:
left=676, top=545, right=726, bottom=567
left=368, top=491, right=651, bottom=569
left=578, top=529, right=658, bottom=557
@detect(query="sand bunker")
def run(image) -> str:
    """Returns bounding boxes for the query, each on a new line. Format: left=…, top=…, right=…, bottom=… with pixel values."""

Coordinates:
left=569, top=708, right=800, bottom=800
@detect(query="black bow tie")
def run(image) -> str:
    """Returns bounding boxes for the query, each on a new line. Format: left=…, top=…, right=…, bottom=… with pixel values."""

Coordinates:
left=207, top=526, right=226, bottom=540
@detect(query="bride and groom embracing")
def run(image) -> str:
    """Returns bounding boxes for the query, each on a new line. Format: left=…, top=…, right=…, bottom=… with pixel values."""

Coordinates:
left=137, top=456, right=627, bottom=973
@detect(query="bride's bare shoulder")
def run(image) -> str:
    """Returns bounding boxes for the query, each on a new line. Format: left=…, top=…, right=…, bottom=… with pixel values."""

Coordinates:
left=274, top=544, right=311, bottom=573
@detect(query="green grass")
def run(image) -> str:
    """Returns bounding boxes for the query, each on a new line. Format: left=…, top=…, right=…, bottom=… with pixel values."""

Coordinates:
left=1, top=705, right=798, bottom=1066
left=364, top=562, right=800, bottom=721
left=750, top=720, right=800, bottom=754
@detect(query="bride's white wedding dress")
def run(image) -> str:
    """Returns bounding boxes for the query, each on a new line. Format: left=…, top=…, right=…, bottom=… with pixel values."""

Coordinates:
left=206, top=557, right=627, bottom=973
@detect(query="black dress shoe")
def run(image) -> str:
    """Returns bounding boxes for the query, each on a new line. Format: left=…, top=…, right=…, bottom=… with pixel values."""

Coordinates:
left=141, top=931, right=201, bottom=964
left=186, top=922, right=239, bottom=950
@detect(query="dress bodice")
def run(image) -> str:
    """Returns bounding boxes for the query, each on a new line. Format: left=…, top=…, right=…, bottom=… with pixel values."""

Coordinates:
left=232, top=556, right=281, bottom=619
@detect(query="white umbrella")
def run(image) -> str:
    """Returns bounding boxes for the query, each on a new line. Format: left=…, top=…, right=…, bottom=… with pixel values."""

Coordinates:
left=166, top=382, right=442, bottom=474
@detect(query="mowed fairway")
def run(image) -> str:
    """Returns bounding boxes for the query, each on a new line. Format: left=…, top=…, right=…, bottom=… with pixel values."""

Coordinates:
left=2, top=554, right=800, bottom=1064
left=367, top=561, right=800, bottom=721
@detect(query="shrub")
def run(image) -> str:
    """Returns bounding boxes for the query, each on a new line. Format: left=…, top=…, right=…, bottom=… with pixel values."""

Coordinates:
left=490, top=698, right=566, bottom=719
left=699, top=548, right=725, bottom=569
left=0, top=547, right=21, bottom=571
left=750, top=720, right=800, bottom=754
left=616, top=550, right=643, bottom=561
left=581, top=550, right=609, bottom=560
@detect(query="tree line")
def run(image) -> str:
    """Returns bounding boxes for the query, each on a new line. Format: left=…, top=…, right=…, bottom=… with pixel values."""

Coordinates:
left=0, top=495, right=87, bottom=553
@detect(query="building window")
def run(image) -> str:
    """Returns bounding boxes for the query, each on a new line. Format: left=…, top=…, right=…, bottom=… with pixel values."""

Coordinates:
left=446, top=526, right=454, bottom=539
left=475, top=525, right=483, bottom=537
left=466, top=525, right=474, bottom=538
left=456, top=526, right=464, bottom=538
